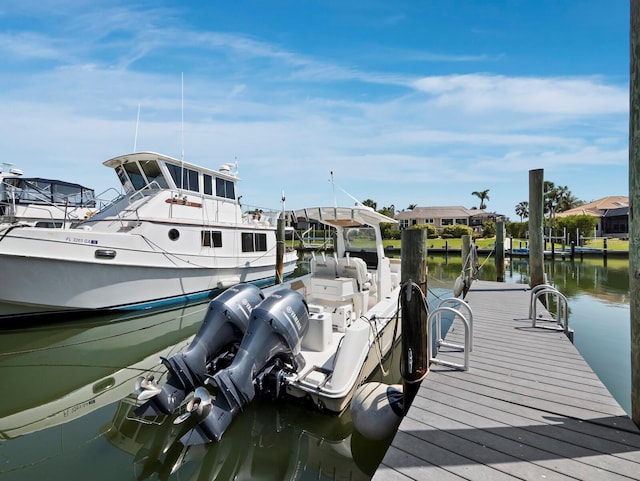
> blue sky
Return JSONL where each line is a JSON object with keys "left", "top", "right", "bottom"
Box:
{"left": 0, "top": 1, "right": 629, "bottom": 219}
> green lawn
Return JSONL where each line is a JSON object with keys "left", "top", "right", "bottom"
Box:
{"left": 383, "top": 237, "right": 630, "bottom": 251}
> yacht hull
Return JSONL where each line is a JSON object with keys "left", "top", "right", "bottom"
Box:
{"left": 0, "top": 249, "right": 297, "bottom": 316}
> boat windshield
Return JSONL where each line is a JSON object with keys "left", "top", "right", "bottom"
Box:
{"left": 342, "top": 226, "right": 379, "bottom": 268}
{"left": 115, "top": 160, "right": 169, "bottom": 194}
{"left": 343, "top": 226, "right": 377, "bottom": 250}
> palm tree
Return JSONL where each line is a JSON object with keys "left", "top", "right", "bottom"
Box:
{"left": 515, "top": 201, "right": 529, "bottom": 222}
{"left": 362, "top": 199, "right": 377, "bottom": 210}
{"left": 407, "top": 204, "right": 417, "bottom": 210}
{"left": 471, "top": 189, "right": 490, "bottom": 210}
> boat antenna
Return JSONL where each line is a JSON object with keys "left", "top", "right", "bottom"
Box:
{"left": 181, "top": 72, "right": 185, "bottom": 162}
{"left": 180, "top": 73, "right": 184, "bottom": 189}
{"left": 329, "top": 171, "right": 362, "bottom": 206}
{"left": 281, "top": 190, "right": 286, "bottom": 213}
{"left": 330, "top": 171, "right": 336, "bottom": 207}
{"left": 133, "top": 103, "right": 141, "bottom": 152}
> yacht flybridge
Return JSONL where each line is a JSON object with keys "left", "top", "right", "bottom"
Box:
{"left": 0, "top": 152, "right": 298, "bottom": 318}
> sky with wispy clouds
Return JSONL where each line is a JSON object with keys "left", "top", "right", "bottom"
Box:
{"left": 0, "top": 0, "right": 629, "bottom": 218}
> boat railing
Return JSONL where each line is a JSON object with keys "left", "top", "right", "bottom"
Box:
{"left": 242, "top": 205, "right": 283, "bottom": 227}
{"left": 94, "top": 188, "right": 124, "bottom": 211}
{"left": 0, "top": 192, "right": 96, "bottom": 227}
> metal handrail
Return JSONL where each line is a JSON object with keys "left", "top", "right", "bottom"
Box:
{"left": 530, "top": 287, "right": 572, "bottom": 341}
{"left": 428, "top": 306, "right": 471, "bottom": 371}
{"left": 528, "top": 283, "right": 556, "bottom": 319}
{"left": 437, "top": 297, "right": 473, "bottom": 351}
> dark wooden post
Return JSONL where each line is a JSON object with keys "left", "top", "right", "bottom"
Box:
{"left": 630, "top": 0, "right": 640, "bottom": 427}
{"left": 529, "top": 169, "right": 545, "bottom": 288}
{"left": 275, "top": 215, "right": 285, "bottom": 284}
{"left": 400, "top": 228, "right": 429, "bottom": 411}
{"left": 496, "top": 220, "right": 505, "bottom": 282}
{"left": 461, "top": 234, "right": 471, "bottom": 293}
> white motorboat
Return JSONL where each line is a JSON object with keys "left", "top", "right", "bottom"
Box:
{"left": 0, "top": 163, "right": 97, "bottom": 228}
{"left": 0, "top": 152, "right": 298, "bottom": 317}
{"left": 134, "top": 205, "right": 423, "bottom": 445}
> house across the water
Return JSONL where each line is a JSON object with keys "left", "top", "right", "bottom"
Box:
{"left": 394, "top": 206, "right": 504, "bottom": 234}
{"left": 555, "top": 196, "right": 629, "bottom": 238}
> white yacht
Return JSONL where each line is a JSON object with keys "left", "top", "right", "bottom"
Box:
{"left": 0, "top": 152, "right": 298, "bottom": 317}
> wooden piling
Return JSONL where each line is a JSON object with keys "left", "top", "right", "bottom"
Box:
{"left": 400, "top": 228, "right": 429, "bottom": 411}
{"left": 496, "top": 220, "right": 505, "bottom": 282}
{"left": 630, "top": 0, "right": 640, "bottom": 428}
{"left": 529, "top": 169, "right": 545, "bottom": 288}
{"left": 461, "top": 234, "right": 471, "bottom": 279}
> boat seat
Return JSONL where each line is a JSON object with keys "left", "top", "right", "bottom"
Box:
{"left": 310, "top": 252, "right": 338, "bottom": 279}
{"left": 336, "top": 256, "right": 371, "bottom": 292}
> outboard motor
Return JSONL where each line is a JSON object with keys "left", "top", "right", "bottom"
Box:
{"left": 135, "top": 284, "right": 265, "bottom": 416}
{"left": 177, "top": 289, "right": 309, "bottom": 445}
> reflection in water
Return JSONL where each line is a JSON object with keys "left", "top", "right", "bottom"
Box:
{"left": 102, "top": 394, "right": 387, "bottom": 481}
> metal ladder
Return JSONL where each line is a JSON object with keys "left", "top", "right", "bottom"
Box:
{"left": 428, "top": 298, "right": 473, "bottom": 371}
{"left": 529, "top": 283, "right": 573, "bottom": 341}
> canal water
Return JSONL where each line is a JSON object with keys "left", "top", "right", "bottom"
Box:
{"left": 0, "top": 254, "right": 630, "bottom": 480}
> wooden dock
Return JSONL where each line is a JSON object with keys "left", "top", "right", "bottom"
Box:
{"left": 373, "top": 280, "right": 640, "bottom": 481}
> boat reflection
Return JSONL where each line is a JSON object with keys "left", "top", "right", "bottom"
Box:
{"left": 103, "top": 393, "right": 383, "bottom": 481}
{"left": 0, "top": 302, "right": 208, "bottom": 439}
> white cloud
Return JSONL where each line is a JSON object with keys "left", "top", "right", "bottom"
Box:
{"left": 413, "top": 74, "right": 627, "bottom": 116}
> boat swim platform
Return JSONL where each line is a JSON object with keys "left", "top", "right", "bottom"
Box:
{"left": 373, "top": 280, "right": 640, "bottom": 481}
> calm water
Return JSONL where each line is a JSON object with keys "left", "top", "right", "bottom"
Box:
{"left": 0, "top": 254, "right": 631, "bottom": 480}
{"left": 428, "top": 252, "right": 632, "bottom": 415}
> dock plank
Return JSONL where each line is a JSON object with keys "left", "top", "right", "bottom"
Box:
{"left": 373, "top": 280, "right": 640, "bottom": 481}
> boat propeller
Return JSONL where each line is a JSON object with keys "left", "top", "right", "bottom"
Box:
{"left": 135, "top": 375, "right": 162, "bottom": 401}
{"left": 173, "top": 386, "right": 213, "bottom": 426}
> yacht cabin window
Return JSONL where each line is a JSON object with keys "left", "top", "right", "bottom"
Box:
{"left": 203, "top": 174, "right": 213, "bottom": 195}
{"left": 241, "top": 232, "right": 267, "bottom": 252}
{"left": 201, "top": 230, "right": 223, "bottom": 248}
{"left": 216, "top": 177, "right": 235, "bottom": 200}
{"left": 166, "top": 164, "right": 199, "bottom": 192}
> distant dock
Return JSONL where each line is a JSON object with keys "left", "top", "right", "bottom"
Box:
{"left": 373, "top": 280, "right": 640, "bottom": 480}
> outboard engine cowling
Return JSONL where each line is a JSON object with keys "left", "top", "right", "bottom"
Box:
{"left": 135, "top": 284, "right": 265, "bottom": 416}
{"left": 178, "top": 289, "right": 309, "bottom": 445}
